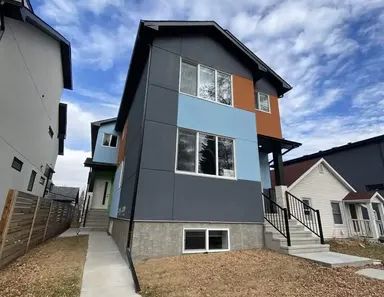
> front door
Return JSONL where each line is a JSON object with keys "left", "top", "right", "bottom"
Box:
{"left": 91, "top": 179, "right": 111, "bottom": 209}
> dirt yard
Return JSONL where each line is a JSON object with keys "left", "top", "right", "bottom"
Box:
{"left": 330, "top": 239, "right": 384, "bottom": 262}
{"left": 136, "top": 249, "right": 384, "bottom": 297}
{"left": 0, "top": 235, "right": 88, "bottom": 297}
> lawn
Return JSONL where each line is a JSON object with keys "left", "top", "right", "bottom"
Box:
{"left": 0, "top": 235, "right": 88, "bottom": 297}
{"left": 136, "top": 249, "right": 384, "bottom": 297}
{"left": 330, "top": 238, "right": 384, "bottom": 262}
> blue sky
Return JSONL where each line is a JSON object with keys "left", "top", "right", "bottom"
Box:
{"left": 29, "top": 0, "right": 384, "bottom": 187}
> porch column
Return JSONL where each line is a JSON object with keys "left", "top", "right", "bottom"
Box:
{"left": 367, "top": 203, "right": 379, "bottom": 239}
{"left": 273, "top": 148, "right": 287, "bottom": 208}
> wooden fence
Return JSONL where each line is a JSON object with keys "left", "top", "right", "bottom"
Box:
{"left": 0, "top": 190, "right": 74, "bottom": 268}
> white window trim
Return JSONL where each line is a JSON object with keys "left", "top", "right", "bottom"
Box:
{"left": 102, "top": 133, "right": 118, "bottom": 148}
{"left": 179, "top": 57, "right": 234, "bottom": 107}
{"left": 256, "top": 92, "right": 271, "bottom": 113}
{"left": 182, "top": 228, "right": 231, "bottom": 254}
{"left": 174, "top": 128, "right": 237, "bottom": 180}
{"left": 118, "top": 160, "right": 124, "bottom": 188}
{"left": 331, "top": 201, "right": 344, "bottom": 225}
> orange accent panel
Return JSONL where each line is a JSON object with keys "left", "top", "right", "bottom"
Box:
{"left": 233, "top": 75, "right": 255, "bottom": 112}
{"left": 255, "top": 95, "right": 282, "bottom": 139}
{"left": 117, "top": 120, "right": 128, "bottom": 165}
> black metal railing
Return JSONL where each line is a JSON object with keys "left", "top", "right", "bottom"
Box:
{"left": 285, "top": 191, "right": 324, "bottom": 244}
{"left": 263, "top": 193, "right": 291, "bottom": 246}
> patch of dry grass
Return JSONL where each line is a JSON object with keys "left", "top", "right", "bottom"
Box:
{"left": 136, "top": 249, "right": 384, "bottom": 297}
{"left": 0, "top": 235, "right": 88, "bottom": 297}
{"left": 330, "top": 239, "right": 384, "bottom": 262}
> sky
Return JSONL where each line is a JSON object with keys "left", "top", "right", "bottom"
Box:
{"left": 30, "top": 0, "right": 384, "bottom": 189}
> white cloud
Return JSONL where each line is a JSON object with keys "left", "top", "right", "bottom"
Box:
{"left": 53, "top": 148, "right": 90, "bottom": 190}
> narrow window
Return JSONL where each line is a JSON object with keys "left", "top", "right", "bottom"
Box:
{"left": 256, "top": 92, "right": 270, "bottom": 112}
{"left": 48, "top": 126, "right": 54, "bottom": 138}
{"left": 39, "top": 176, "right": 46, "bottom": 185}
{"left": 180, "top": 61, "right": 197, "bottom": 96}
{"left": 217, "top": 71, "right": 232, "bottom": 105}
{"left": 199, "top": 65, "right": 215, "bottom": 100}
{"left": 102, "top": 182, "right": 108, "bottom": 205}
{"left": 176, "top": 129, "right": 196, "bottom": 172}
{"left": 110, "top": 135, "right": 118, "bottom": 147}
{"left": 218, "top": 137, "right": 235, "bottom": 177}
{"left": 11, "top": 157, "right": 23, "bottom": 172}
{"left": 208, "top": 230, "right": 229, "bottom": 250}
{"left": 302, "top": 199, "right": 311, "bottom": 216}
{"left": 198, "top": 133, "right": 216, "bottom": 175}
{"left": 184, "top": 230, "right": 206, "bottom": 251}
{"left": 331, "top": 202, "right": 343, "bottom": 224}
{"left": 27, "top": 170, "right": 37, "bottom": 192}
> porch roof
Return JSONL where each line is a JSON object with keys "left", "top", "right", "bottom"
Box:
{"left": 343, "top": 192, "right": 376, "bottom": 202}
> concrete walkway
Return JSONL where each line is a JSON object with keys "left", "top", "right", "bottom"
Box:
{"left": 356, "top": 268, "right": 384, "bottom": 280}
{"left": 61, "top": 229, "right": 141, "bottom": 297}
{"left": 292, "top": 251, "right": 381, "bottom": 267}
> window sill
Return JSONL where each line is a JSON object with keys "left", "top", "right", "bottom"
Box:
{"left": 175, "top": 170, "right": 237, "bottom": 181}
{"left": 179, "top": 91, "right": 234, "bottom": 108}
{"left": 255, "top": 108, "right": 271, "bottom": 114}
{"left": 182, "top": 249, "right": 230, "bottom": 254}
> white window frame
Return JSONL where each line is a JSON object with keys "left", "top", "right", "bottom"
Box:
{"left": 102, "top": 133, "right": 118, "bottom": 148}
{"left": 256, "top": 92, "right": 271, "bottom": 113}
{"left": 179, "top": 58, "right": 234, "bottom": 107}
{"left": 118, "top": 160, "right": 124, "bottom": 188}
{"left": 331, "top": 201, "right": 344, "bottom": 225}
{"left": 182, "top": 228, "right": 230, "bottom": 254}
{"left": 175, "top": 128, "right": 237, "bottom": 180}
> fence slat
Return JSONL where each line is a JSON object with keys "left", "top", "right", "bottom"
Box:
{"left": 0, "top": 190, "right": 18, "bottom": 260}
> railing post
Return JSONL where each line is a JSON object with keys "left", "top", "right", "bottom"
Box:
{"left": 285, "top": 192, "right": 291, "bottom": 219}
{"left": 283, "top": 208, "right": 291, "bottom": 246}
{"left": 316, "top": 210, "right": 325, "bottom": 244}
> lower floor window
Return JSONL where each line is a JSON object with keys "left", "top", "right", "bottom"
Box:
{"left": 331, "top": 202, "right": 343, "bottom": 224}
{"left": 176, "top": 128, "right": 235, "bottom": 178}
{"left": 183, "top": 229, "right": 230, "bottom": 253}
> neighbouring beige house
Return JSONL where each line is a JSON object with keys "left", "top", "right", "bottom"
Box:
{"left": 0, "top": 0, "right": 72, "bottom": 214}
{"left": 272, "top": 158, "right": 384, "bottom": 240}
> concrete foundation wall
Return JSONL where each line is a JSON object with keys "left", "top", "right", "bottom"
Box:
{"left": 110, "top": 218, "right": 130, "bottom": 257}
{"left": 131, "top": 221, "right": 264, "bottom": 261}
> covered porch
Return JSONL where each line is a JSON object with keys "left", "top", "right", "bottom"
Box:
{"left": 343, "top": 192, "right": 384, "bottom": 240}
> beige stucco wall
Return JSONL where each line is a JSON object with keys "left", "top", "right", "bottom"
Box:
{"left": 0, "top": 17, "right": 64, "bottom": 213}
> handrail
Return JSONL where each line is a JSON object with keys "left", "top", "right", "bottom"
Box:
{"left": 285, "top": 191, "right": 324, "bottom": 244}
{"left": 262, "top": 193, "right": 291, "bottom": 246}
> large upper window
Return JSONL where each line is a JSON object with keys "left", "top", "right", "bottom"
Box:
{"left": 103, "top": 133, "right": 118, "bottom": 147}
{"left": 180, "top": 59, "right": 232, "bottom": 106}
{"left": 176, "top": 129, "right": 235, "bottom": 178}
{"left": 183, "top": 229, "right": 229, "bottom": 253}
{"left": 256, "top": 92, "right": 270, "bottom": 113}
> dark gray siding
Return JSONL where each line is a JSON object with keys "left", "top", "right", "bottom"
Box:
{"left": 118, "top": 59, "right": 149, "bottom": 219}
{"left": 130, "top": 33, "right": 264, "bottom": 223}
{"left": 324, "top": 142, "right": 384, "bottom": 192}
{"left": 255, "top": 78, "right": 278, "bottom": 97}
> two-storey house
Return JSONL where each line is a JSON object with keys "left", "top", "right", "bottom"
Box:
{"left": 0, "top": 0, "right": 71, "bottom": 214}
{"left": 83, "top": 118, "right": 118, "bottom": 230}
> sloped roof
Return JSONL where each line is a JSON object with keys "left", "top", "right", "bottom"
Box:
{"left": 47, "top": 186, "right": 79, "bottom": 203}
{"left": 343, "top": 192, "right": 384, "bottom": 202}
{"left": 271, "top": 158, "right": 320, "bottom": 187}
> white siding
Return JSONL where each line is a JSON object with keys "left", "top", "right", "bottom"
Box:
{"left": 0, "top": 17, "right": 64, "bottom": 213}
{"left": 289, "top": 163, "right": 350, "bottom": 239}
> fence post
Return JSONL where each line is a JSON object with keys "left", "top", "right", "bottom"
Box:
{"left": 0, "top": 190, "right": 18, "bottom": 260}
{"left": 26, "top": 196, "right": 41, "bottom": 251}
{"left": 43, "top": 201, "right": 53, "bottom": 241}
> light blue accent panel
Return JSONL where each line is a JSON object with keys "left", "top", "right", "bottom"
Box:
{"left": 177, "top": 94, "right": 257, "bottom": 141}
{"left": 178, "top": 94, "right": 260, "bottom": 181}
{"left": 93, "top": 122, "right": 118, "bottom": 164}
{"left": 236, "top": 139, "right": 260, "bottom": 181}
{"left": 259, "top": 152, "right": 271, "bottom": 189}
{"left": 110, "top": 163, "right": 122, "bottom": 218}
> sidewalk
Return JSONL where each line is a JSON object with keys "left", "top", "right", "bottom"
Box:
{"left": 62, "top": 229, "right": 141, "bottom": 297}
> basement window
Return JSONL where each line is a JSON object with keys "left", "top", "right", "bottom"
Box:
{"left": 183, "top": 229, "right": 230, "bottom": 253}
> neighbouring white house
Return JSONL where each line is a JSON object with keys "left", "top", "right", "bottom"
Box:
{"left": 0, "top": 1, "right": 72, "bottom": 214}
{"left": 272, "top": 158, "right": 384, "bottom": 240}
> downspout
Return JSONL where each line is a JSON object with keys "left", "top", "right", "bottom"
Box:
{"left": 126, "top": 44, "right": 152, "bottom": 251}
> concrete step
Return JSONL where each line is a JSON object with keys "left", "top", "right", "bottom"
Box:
{"left": 280, "top": 244, "right": 330, "bottom": 254}
{"left": 272, "top": 236, "right": 321, "bottom": 246}
{"left": 265, "top": 224, "right": 305, "bottom": 233}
